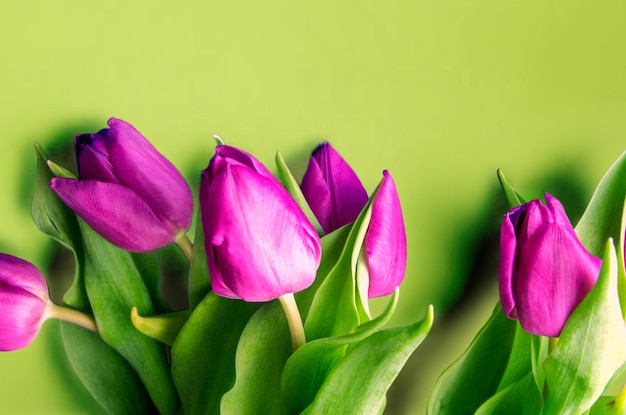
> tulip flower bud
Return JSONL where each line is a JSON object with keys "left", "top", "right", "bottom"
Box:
{"left": 0, "top": 254, "right": 50, "bottom": 351}
{"left": 499, "top": 193, "right": 601, "bottom": 337}
{"left": 50, "top": 118, "right": 193, "bottom": 252}
{"left": 300, "top": 142, "right": 369, "bottom": 234}
{"left": 363, "top": 171, "right": 408, "bottom": 298}
{"left": 201, "top": 145, "right": 322, "bottom": 302}
{"left": 301, "top": 143, "right": 407, "bottom": 298}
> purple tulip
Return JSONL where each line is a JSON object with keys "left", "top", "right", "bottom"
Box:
{"left": 0, "top": 254, "right": 50, "bottom": 351}
{"left": 499, "top": 193, "right": 601, "bottom": 337}
{"left": 201, "top": 145, "right": 322, "bottom": 302}
{"left": 364, "top": 171, "right": 408, "bottom": 298}
{"left": 51, "top": 118, "right": 193, "bottom": 252}
{"left": 300, "top": 142, "right": 369, "bottom": 234}
{"left": 301, "top": 143, "right": 407, "bottom": 298}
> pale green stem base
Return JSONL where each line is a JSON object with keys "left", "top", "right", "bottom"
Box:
{"left": 175, "top": 233, "right": 194, "bottom": 262}
{"left": 46, "top": 303, "right": 98, "bottom": 333}
{"left": 278, "top": 293, "right": 306, "bottom": 352}
{"left": 543, "top": 336, "right": 560, "bottom": 399}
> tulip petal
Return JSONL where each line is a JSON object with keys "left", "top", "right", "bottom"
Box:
{"left": 301, "top": 143, "right": 368, "bottom": 233}
{"left": 0, "top": 254, "right": 48, "bottom": 300}
{"left": 498, "top": 212, "right": 518, "bottom": 319}
{"left": 365, "top": 171, "right": 407, "bottom": 298}
{"left": 0, "top": 254, "right": 48, "bottom": 351}
{"left": 103, "top": 118, "right": 193, "bottom": 232}
{"left": 51, "top": 178, "right": 175, "bottom": 252}
{"left": 0, "top": 286, "right": 47, "bottom": 351}
{"left": 514, "top": 223, "right": 601, "bottom": 337}
{"left": 202, "top": 165, "right": 320, "bottom": 302}
{"left": 211, "top": 145, "right": 275, "bottom": 178}
{"left": 75, "top": 134, "right": 118, "bottom": 183}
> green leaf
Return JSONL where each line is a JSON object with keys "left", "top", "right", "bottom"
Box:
{"left": 79, "top": 220, "right": 179, "bottom": 415}
{"left": 31, "top": 143, "right": 81, "bottom": 253}
{"left": 496, "top": 325, "right": 535, "bottom": 392}
{"left": 130, "top": 307, "right": 189, "bottom": 346}
{"left": 281, "top": 289, "right": 399, "bottom": 414}
{"left": 131, "top": 251, "right": 171, "bottom": 314}
{"left": 296, "top": 223, "right": 351, "bottom": 320}
{"left": 171, "top": 293, "right": 260, "bottom": 415}
{"left": 60, "top": 323, "right": 156, "bottom": 414}
{"left": 475, "top": 372, "right": 543, "bottom": 415}
{"left": 575, "top": 150, "right": 626, "bottom": 258}
{"left": 302, "top": 305, "right": 434, "bottom": 415}
{"left": 275, "top": 151, "right": 324, "bottom": 236}
{"left": 428, "top": 303, "right": 517, "bottom": 415}
{"left": 304, "top": 200, "right": 373, "bottom": 340}
{"left": 220, "top": 301, "right": 292, "bottom": 415}
{"left": 33, "top": 145, "right": 155, "bottom": 412}
{"left": 544, "top": 239, "right": 626, "bottom": 415}
{"left": 188, "top": 207, "right": 210, "bottom": 310}
{"left": 589, "top": 388, "right": 626, "bottom": 415}
{"left": 497, "top": 169, "right": 526, "bottom": 208}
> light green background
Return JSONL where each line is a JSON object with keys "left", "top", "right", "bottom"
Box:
{"left": 1, "top": 1, "right": 626, "bottom": 413}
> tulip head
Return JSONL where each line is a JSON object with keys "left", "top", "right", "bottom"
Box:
{"left": 201, "top": 145, "right": 322, "bottom": 302}
{"left": 300, "top": 142, "right": 369, "bottom": 234}
{"left": 50, "top": 118, "right": 193, "bottom": 252}
{"left": 0, "top": 254, "right": 50, "bottom": 351}
{"left": 362, "top": 171, "right": 408, "bottom": 298}
{"left": 498, "top": 193, "right": 601, "bottom": 337}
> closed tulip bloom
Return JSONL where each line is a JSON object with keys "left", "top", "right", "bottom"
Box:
{"left": 363, "top": 171, "right": 407, "bottom": 298}
{"left": 51, "top": 118, "right": 193, "bottom": 252}
{"left": 0, "top": 254, "right": 50, "bottom": 351}
{"left": 201, "top": 145, "right": 322, "bottom": 302}
{"left": 300, "top": 142, "right": 368, "bottom": 234}
{"left": 499, "top": 194, "right": 601, "bottom": 337}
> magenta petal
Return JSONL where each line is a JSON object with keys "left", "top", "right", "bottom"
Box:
{"left": 0, "top": 254, "right": 49, "bottom": 351}
{"left": 202, "top": 165, "right": 321, "bottom": 302}
{"left": 103, "top": 118, "right": 193, "bottom": 232}
{"left": 300, "top": 158, "right": 333, "bottom": 232}
{"left": 497, "top": 193, "right": 601, "bottom": 336}
{"left": 498, "top": 213, "right": 518, "bottom": 319}
{"left": 0, "top": 287, "right": 47, "bottom": 351}
{"left": 365, "top": 171, "right": 407, "bottom": 298}
{"left": 51, "top": 178, "right": 175, "bottom": 252}
{"left": 514, "top": 224, "right": 600, "bottom": 336}
{"left": 0, "top": 254, "right": 48, "bottom": 299}
{"left": 301, "top": 142, "right": 368, "bottom": 233}
{"left": 75, "top": 135, "right": 118, "bottom": 183}
{"left": 211, "top": 145, "right": 275, "bottom": 179}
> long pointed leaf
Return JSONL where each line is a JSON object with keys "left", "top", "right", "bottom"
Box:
{"left": 303, "top": 305, "right": 434, "bottom": 414}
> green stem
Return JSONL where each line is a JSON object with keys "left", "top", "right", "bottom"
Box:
{"left": 278, "top": 293, "right": 306, "bottom": 352}
{"left": 548, "top": 336, "right": 559, "bottom": 354}
{"left": 46, "top": 303, "right": 98, "bottom": 333}
{"left": 175, "top": 233, "right": 194, "bottom": 262}
{"left": 543, "top": 336, "right": 559, "bottom": 400}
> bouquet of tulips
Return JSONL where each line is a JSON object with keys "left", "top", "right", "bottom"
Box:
{"left": 5, "top": 117, "right": 626, "bottom": 414}
{"left": 1, "top": 118, "right": 432, "bottom": 414}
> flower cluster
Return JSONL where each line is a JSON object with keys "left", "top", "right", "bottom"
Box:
{"left": 6, "top": 116, "right": 624, "bottom": 414}
{"left": 1, "top": 117, "right": 424, "bottom": 415}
